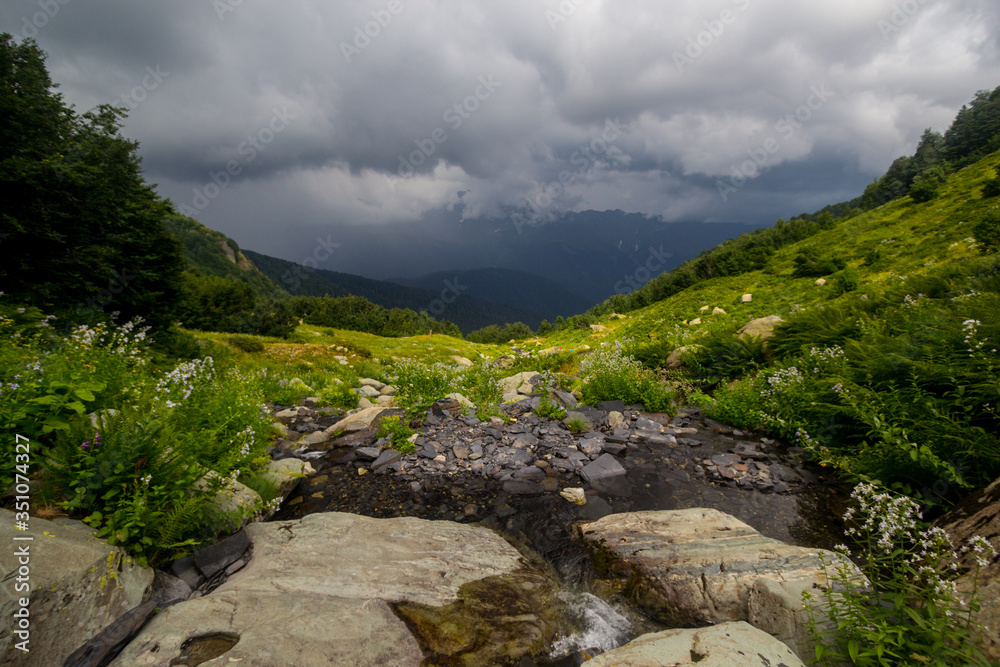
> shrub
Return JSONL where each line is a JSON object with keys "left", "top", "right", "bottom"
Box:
{"left": 973, "top": 210, "right": 1000, "bottom": 253}
{"left": 980, "top": 173, "right": 1000, "bottom": 198}
{"left": 458, "top": 359, "right": 504, "bottom": 413}
{"left": 376, "top": 415, "right": 415, "bottom": 454}
{"left": 565, "top": 415, "right": 589, "bottom": 433}
{"left": 226, "top": 335, "right": 266, "bottom": 354}
{"left": 908, "top": 165, "right": 948, "bottom": 203}
{"left": 685, "top": 331, "right": 768, "bottom": 385}
{"left": 792, "top": 247, "right": 847, "bottom": 278}
{"left": 579, "top": 342, "right": 676, "bottom": 412}
{"left": 833, "top": 267, "right": 861, "bottom": 295}
{"left": 318, "top": 380, "right": 359, "bottom": 410}
{"left": 804, "top": 483, "right": 995, "bottom": 666}
{"left": 535, "top": 396, "right": 567, "bottom": 420}
{"left": 390, "top": 359, "right": 461, "bottom": 417}
{"left": 44, "top": 411, "right": 212, "bottom": 567}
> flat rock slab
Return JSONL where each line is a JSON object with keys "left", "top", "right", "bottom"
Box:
{"left": 0, "top": 511, "right": 153, "bottom": 667}
{"left": 581, "top": 621, "right": 804, "bottom": 667}
{"left": 579, "top": 508, "right": 853, "bottom": 659}
{"left": 112, "top": 513, "right": 544, "bottom": 666}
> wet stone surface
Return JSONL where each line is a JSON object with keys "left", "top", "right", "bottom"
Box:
{"left": 272, "top": 401, "right": 847, "bottom": 571}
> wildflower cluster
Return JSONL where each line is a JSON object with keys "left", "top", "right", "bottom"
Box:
{"left": 962, "top": 319, "right": 991, "bottom": 357}
{"left": 155, "top": 357, "right": 216, "bottom": 408}
{"left": 804, "top": 482, "right": 995, "bottom": 666}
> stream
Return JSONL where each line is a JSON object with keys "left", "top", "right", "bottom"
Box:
{"left": 270, "top": 403, "right": 848, "bottom": 664}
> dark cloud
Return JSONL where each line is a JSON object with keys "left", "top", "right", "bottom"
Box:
{"left": 3, "top": 0, "right": 999, "bottom": 270}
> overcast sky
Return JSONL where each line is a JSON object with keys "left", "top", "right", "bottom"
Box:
{"left": 3, "top": 0, "right": 999, "bottom": 261}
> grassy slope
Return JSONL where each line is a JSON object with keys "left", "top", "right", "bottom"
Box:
{"left": 535, "top": 151, "right": 999, "bottom": 352}
{"left": 188, "top": 151, "right": 998, "bottom": 371}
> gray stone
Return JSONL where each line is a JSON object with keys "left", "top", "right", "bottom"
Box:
{"left": 359, "top": 378, "right": 386, "bottom": 390}
{"left": 372, "top": 449, "right": 403, "bottom": 470}
{"left": 502, "top": 479, "right": 545, "bottom": 495}
{"left": 356, "top": 385, "right": 381, "bottom": 399}
{"left": 325, "top": 407, "right": 396, "bottom": 434}
{"left": 113, "top": 513, "right": 550, "bottom": 667}
{"left": 0, "top": 511, "right": 153, "bottom": 667}
{"left": 737, "top": 315, "right": 784, "bottom": 341}
{"left": 581, "top": 622, "right": 805, "bottom": 667}
{"left": 580, "top": 453, "right": 627, "bottom": 485}
{"left": 633, "top": 417, "right": 662, "bottom": 432}
{"left": 356, "top": 446, "right": 382, "bottom": 461}
{"left": 512, "top": 433, "right": 539, "bottom": 449}
{"left": 596, "top": 400, "right": 626, "bottom": 413}
{"left": 606, "top": 411, "right": 626, "bottom": 430}
{"left": 579, "top": 508, "right": 860, "bottom": 659}
{"left": 512, "top": 466, "right": 546, "bottom": 482}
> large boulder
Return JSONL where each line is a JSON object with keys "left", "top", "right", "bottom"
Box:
{"left": 578, "top": 508, "right": 854, "bottom": 659}
{"left": 112, "top": 513, "right": 563, "bottom": 666}
{"left": 737, "top": 315, "right": 784, "bottom": 341}
{"left": 501, "top": 372, "right": 542, "bottom": 403}
{"left": 581, "top": 621, "right": 805, "bottom": 667}
{"left": 324, "top": 406, "right": 399, "bottom": 434}
{"left": 935, "top": 475, "right": 1000, "bottom": 661}
{"left": 0, "top": 511, "right": 154, "bottom": 667}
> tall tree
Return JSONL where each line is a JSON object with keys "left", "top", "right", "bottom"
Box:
{"left": 0, "top": 34, "right": 184, "bottom": 331}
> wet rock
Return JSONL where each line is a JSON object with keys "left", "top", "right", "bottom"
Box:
{"left": 372, "top": 450, "right": 403, "bottom": 471}
{"left": 502, "top": 479, "right": 545, "bottom": 495}
{"left": 579, "top": 508, "right": 859, "bottom": 659}
{"left": 559, "top": 488, "right": 587, "bottom": 505}
{"left": 113, "top": 513, "right": 560, "bottom": 667}
{"left": 580, "top": 454, "right": 628, "bottom": 485}
{"left": 356, "top": 446, "right": 382, "bottom": 461}
{"left": 581, "top": 622, "right": 804, "bottom": 667}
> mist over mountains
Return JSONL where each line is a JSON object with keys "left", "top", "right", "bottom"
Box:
{"left": 273, "top": 209, "right": 756, "bottom": 304}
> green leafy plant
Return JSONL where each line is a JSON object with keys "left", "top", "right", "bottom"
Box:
{"left": 45, "top": 411, "right": 212, "bottom": 567}
{"left": 376, "top": 415, "right": 416, "bottom": 454}
{"left": 534, "top": 396, "right": 567, "bottom": 420}
{"left": 565, "top": 415, "right": 589, "bottom": 433}
{"left": 226, "top": 335, "right": 266, "bottom": 354}
{"left": 390, "top": 359, "right": 461, "bottom": 417}
{"left": 804, "top": 483, "right": 995, "bottom": 666}
{"left": 579, "top": 342, "right": 676, "bottom": 412}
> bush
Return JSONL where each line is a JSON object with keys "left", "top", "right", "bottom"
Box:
{"left": 44, "top": 411, "right": 213, "bottom": 567}
{"left": 390, "top": 359, "right": 461, "bottom": 417}
{"left": 832, "top": 268, "right": 861, "bottom": 295}
{"left": 792, "top": 247, "right": 847, "bottom": 278}
{"left": 376, "top": 415, "right": 415, "bottom": 454}
{"left": 908, "top": 165, "right": 948, "bottom": 203}
{"left": 804, "top": 483, "right": 995, "bottom": 666}
{"left": 318, "top": 380, "right": 359, "bottom": 410}
{"left": 973, "top": 210, "right": 1000, "bottom": 253}
{"left": 227, "top": 335, "right": 266, "bottom": 354}
{"left": 535, "top": 396, "right": 567, "bottom": 420}
{"left": 579, "top": 342, "right": 676, "bottom": 412}
{"left": 980, "top": 173, "right": 1000, "bottom": 198}
{"left": 458, "top": 360, "right": 504, "bottom": 414}
{"left": 685, "top": 331, "right": 769, "bottom": 385}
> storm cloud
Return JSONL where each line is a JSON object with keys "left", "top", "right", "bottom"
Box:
{"left": 3, "top": 0, "right": 999, "bottom": 266}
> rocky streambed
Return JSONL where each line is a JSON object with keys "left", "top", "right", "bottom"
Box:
{"left": 3, "top": 389, "right": 853, "bottom": 667}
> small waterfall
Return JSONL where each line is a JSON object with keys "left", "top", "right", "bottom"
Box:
{"left": 548, "top": 591, "right": 634, "bottom": 659}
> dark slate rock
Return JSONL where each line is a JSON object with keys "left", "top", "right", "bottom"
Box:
{"left": 62, "top": 599, "right": 162, "bottom": 667}
{"left": 372, "top": 449, "right": 403, "bottom": 471}
{"left": 169, "top": 555, "right": 202, "bottom": 591}
{"left": 453, "top": 445, "right": 470, "bottom": 460}
{"left": 579, "top": 439, "right": 604, "bottom": 457}
{"left": 502, "top": 479, "right": 545, "bottom": 495}
{"left": 513, "top": 466, "right": 547, "bottom": 482}
{"left": 596, "top": 399, "right": 626, "bottom": 413}
{"left": 643, "top": 434, "right": 677, "bottom": 447}
{"left": 633, "top": 417, "right": 662, "bottom": 432}
{"left": 512, "top": 433, "right": 539, "bottom": 449}
{"left": 193, "top": 529, "right": 250, "bottom": 580}
{"left": 578, "top": 494, "right": 614, "bottom": 520}
{"left": 580, "top": 453, "right": 627, "bottom": 484}
{"left": 551, "top": 389, "right": 579, "bottom": 408}
{"left": 355, "top": 446, "right": 381, "bottom": 461}
{"left": 601, "top": 442, "right": 628, "bottom": 456}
